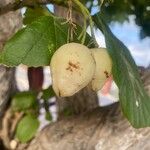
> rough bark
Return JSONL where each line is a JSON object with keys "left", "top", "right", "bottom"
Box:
{"left": 0, "top": 0, "right": 68, "bottom": 16}
{"left": 23, "top": 68, "right": 150, "bottom": 150}
{"left": 0, "top": 0, "right": 22, "bottom": 119}
{"left": 25, "top": 104, "right": 149, "bottom": 150}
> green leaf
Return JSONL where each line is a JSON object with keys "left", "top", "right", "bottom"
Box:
{"left": 1, "top": 16, "right": 95, "bottom": 67}
{"left": 42, "top": 86, "right": 55, "bottom": 101}
{"left": 1, "top": 16, "right": 64, "bottom": 67}
{"left": 23, "top": 6, "right": 51, "bottom": 25}
{"left": 93, "top": 13, "right": 150, "bottom": 128}
{"left": 16, "top": 114, "right": 39, "bottom": 143}
{"left": 11, "top": 91, "right": 36, "bottom": 112}
{"left": 45, "top": 112, "right": 52, "bottom": 121}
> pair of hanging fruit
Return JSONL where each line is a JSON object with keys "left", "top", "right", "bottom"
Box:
{"left": 50, "top": 43, "right": 112, "bottom": 97}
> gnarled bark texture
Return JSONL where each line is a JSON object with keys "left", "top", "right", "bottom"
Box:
{"left": 0, "top": 0, "right": 22, "bottom": 118}
{"left": 23, "top": 67, "right": 150, "bottom": 150}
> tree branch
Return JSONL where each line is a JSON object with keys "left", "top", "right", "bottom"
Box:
{"left": 0, "top": 0, "right": 67, "bottom": 16}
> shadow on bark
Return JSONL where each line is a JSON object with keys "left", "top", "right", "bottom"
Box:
{"left": 22, "top": 67, "right": 150, "bottom": 150}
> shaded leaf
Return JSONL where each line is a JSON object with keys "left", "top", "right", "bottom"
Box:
{"left": 11, "top": 91, "right": 36, "bottom": 112}
{"left": 42, "top": 86, "right": 55, "bottom": 101}
{"left": 16, "top": 115, "right": 39, "bottom": 143}
{"left": 45, "top": 112, "right": 52, "bottom": 121}
{"left": 23, "top": 6, "right": 51, "bottom": 25}
{"left": 93, "top": 13, "right": 150, "bottom": 128}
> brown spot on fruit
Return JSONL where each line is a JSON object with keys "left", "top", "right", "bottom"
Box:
{"left": 92, "top": 77, "right": 96, "bottom": 80}
{"left": 58, "top": 90, "right": 61, "bottom": 97}
{"left": 104, "top": 71, "right": 109, "bottom": 78}
{"left": 69, "top": 61, "right": 80, "bottom": 69}
{"left": 66, "top": 66, "right": 73, "bottom": 72}
{"left": 66, "top": 61, "right": 80, "bottom": 72}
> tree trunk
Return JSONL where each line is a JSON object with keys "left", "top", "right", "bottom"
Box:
{"left": 0, "top": 0, "right": 22, "bottom": 119}
{"left": 23, "top": 68, "right": 150, "bottom": 150}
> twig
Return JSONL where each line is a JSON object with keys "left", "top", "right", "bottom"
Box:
{"left": 10, "top": 112, "right": 24, "bottom": 137}
{"left": 0, "top": 108, "right": 24, "bottom": 149}
{"left": 66, "top": 0, "right": 77, "bottom": 42}
{"left": 0, "top": 0, "right": 67, "bottom": 16}
{"left": 0, "top": 108, "right": 11, "bottom": 149}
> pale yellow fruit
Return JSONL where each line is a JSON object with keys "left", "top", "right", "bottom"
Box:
{"left": 90, "top": 48, "right": 112, "bottom": 91}
{"left": 50, "top": 43, "right": 95, "bottom": 97}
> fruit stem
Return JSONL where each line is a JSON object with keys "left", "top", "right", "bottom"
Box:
{"left": 73, "top": 0, "right": 98, "bottom": 47}
{"left": 78, "top": 19, "right": 87, "bottom": 44}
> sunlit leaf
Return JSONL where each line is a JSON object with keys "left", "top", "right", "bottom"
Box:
{"left": 0, "top": 16, "right": 95, "bottom": 67}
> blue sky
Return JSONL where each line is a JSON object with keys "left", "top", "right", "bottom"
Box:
{"left": 110, "top": 16, "right": 150, "bottom": 67}
{"left": 93, "top": 15, "right": 150, "bottom": 67}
